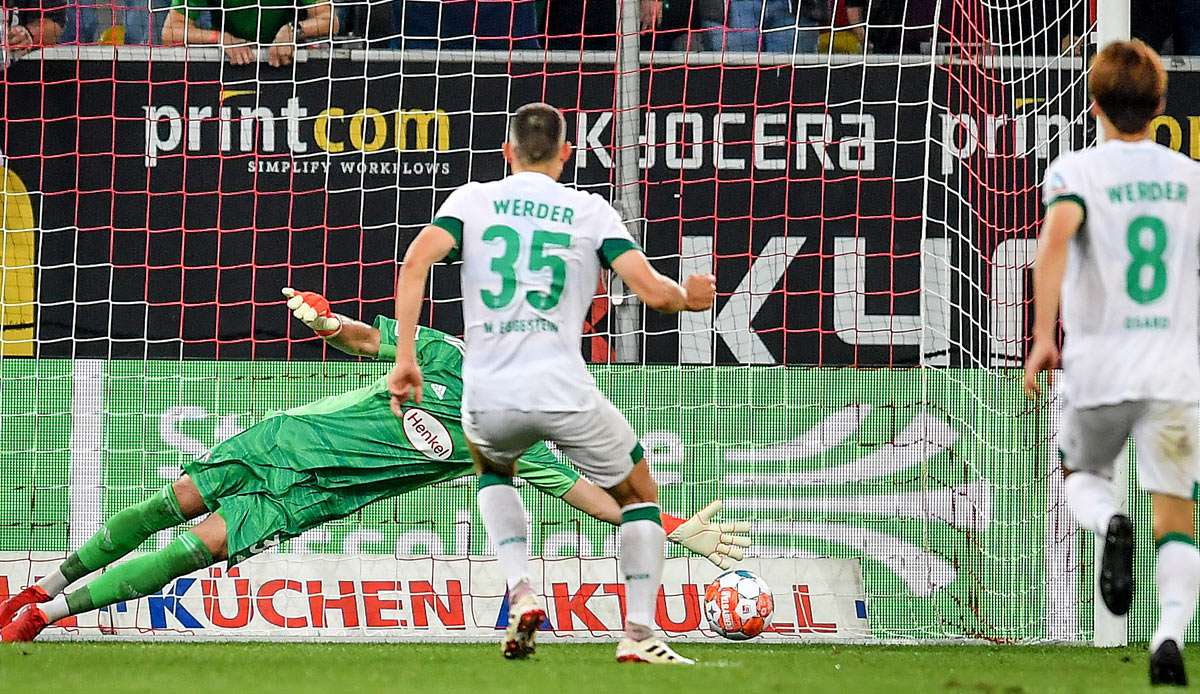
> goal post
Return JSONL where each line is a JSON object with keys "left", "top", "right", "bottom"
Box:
{"left": 0, "top": 0, "right": 1177, "bottom": 643}
{"left": 1091, "top": 0, "right": 1131, "bottom": 650}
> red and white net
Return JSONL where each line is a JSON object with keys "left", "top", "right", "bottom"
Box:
{"left": 0, "top": 0, "right": 1117, "bottom": 642}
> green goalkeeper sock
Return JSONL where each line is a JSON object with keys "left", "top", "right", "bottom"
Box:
{"left": 57, "top": 485, "right": 187, "bottom": 584}
{"left": 62, "top": 531, "right": 214, "bottom": 616}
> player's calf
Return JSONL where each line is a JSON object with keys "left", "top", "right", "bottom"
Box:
{"left": 5, "top": 517, "right": 225, "bottom": 642}
{"left": 1, "top": 481, "right": 198, "bottom": 631}
{"left": 1149, "top": 496, "right": 1200, "bottom": 686}
{"left": 1061, "top": 465, "right": 1133, "bottom": 615}
{"left": 478, "top": 477, "right": 540, "bottom": 659}
{"left": 606, "top": 466, "right": 696, "bottom": 663}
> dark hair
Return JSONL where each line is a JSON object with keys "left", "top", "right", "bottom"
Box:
{"left": 1090, "top": 40, "right": 1167, "bottom": 135}
{"left": 509, "top": 103, "right": 565, "bottom": 164}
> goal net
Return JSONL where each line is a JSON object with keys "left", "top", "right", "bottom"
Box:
{"left": 0, "top": 0, "right": 1161, "bottom": 643}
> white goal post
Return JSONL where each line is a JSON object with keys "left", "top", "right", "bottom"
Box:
{"left": 1092, "top": 0, "right": 1131, "bottom": 649}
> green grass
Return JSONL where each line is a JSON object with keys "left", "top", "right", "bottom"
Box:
{"left": 0, "top": 642, "right": 1178, "bottom": 693}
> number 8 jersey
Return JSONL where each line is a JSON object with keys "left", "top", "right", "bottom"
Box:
{"left": 1044, "top": 139, "right": 1200, "bottom": 408}
{"left": 432, "top": 171, "right": 640, "bottom": 412}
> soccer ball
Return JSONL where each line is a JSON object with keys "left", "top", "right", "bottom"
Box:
{"left": 703, "top": 569, "right": 774, "bottom": 640}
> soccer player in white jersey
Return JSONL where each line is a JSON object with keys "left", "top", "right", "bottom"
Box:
{"left": 1025, "top": 41, "right": 1200, "bottom": 687}
{"left": 388, "top": 103, "right": 717, "bottom": 664}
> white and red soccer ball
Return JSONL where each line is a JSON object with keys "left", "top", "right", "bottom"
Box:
{"left": 703, "top": 569, "right": 774, "bottom": 640}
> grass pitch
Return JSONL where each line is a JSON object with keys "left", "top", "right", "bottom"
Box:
{"left": 0, "top": 642, "right": 1177, "bottom": 693}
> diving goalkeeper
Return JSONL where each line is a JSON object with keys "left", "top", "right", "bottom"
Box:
{"left": 0, "top": 289, "right": 750, "bottom": 642}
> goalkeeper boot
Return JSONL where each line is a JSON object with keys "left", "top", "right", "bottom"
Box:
{"left": 0, "top": 585, "right": 48, "bottom": 628}
{"left": 1100, "top": 514, "right": 1135, "bottom": 616}
{"left": 503, "top": 593, "right": 545, "bottom": 660}
{"left": 1, "top": 605, "right": 50, "bottom": 643}
{"left": 615, "top": 637, "right": 695, "bottom": 665}
{"left": 1150, "top": 639, "right": 1188, "bottom": 687}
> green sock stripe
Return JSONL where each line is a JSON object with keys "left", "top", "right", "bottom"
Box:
{"left": 1156, "top": 532, "right": 1197, "bottom": 551}
{"left": 621, "top": 504, "right": 662, "bottom": 526}
{"left": 177, "top": 531, "right": 215, "bottom": 566}
{"left": 160, "top": 484, "right": 187, "bottom": 524}
{"left": 59, "top": 553, "right": 90, "bottom": 583}
{"left": 478, "top": 472, "right": 515, "bottom": 490}
{"left": 629, "top": 442, "right": 645, "bottom": 463}
{"left": 66, "top": 587, "right": 96, "bottom": 615}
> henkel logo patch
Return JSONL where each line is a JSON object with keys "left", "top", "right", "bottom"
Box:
{"left": 403, "top": 409, "right": 454, "bottom": 460}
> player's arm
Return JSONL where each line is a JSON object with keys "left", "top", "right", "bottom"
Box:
{"left": 1024, "top": 198, "right": 1085, "bottom": 399}
{"left": 560, "top": 481, "right": 751, "bottom": 569}
{"left": 162, "top": 0, "right": 257, "bottom": 65}
{"left": 389, "top": 224, "right": 457, "bottom": 411}
{"left": 518, "top": 447, "right": 751, "bottom": 569}
{"left": 162, "top": 0, "right": 227, "bottom": 45}
{"left": 610, "top": 251, "right": 715, "bottom": 315}
{"left": 282, "top": 287, "right": 383, "bottom": 357}
{"left": 7, "top": 2, "right": 64, "bottom": 52}
{"left": 594, "top": 198, "right": 714, "bottom": 314}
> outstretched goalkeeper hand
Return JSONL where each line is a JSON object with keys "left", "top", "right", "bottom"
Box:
{"left": 282, "top": 287, "right": 341, "bottom": 337}
{"left": 663, "top": 500, "right": 752, "bottom": 570}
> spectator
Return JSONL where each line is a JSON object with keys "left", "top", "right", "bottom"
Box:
{"left": 693, "top": 0, "right": 822, "bottom": 53}
{"left": 6, "top": 0, "right": 65, "bottom": 54}
{"left": 124, "top": 0, "right": 182, "bottom": 44}
{"left": 59, "top": 0, "right": 98, "bottom": 43}
{"left": 161, "top": 0, "right": 338, "bottom": 66}
{"left": 863, "top": 0, "right": 934, "bottom": 54}
{"left": 543, "top": 0, "right": 669, "bottom": 51}
{"left": 63, "top": 0, "right": 206, "bottom": 46}
{"left": 818, "top": 0, "right": 866, "bottom": 53}
{"left": 391, "top": 0, "right": 539, "bottom": 50}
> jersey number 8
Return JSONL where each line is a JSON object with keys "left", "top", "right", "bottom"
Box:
{"left": 481, "top": 225, "right": 573, "bottom": 311}
{"left": 1126, "top": 215, "right": 1168, "bottom": 305}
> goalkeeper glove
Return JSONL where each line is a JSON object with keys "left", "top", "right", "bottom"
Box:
{"left": 664, "top": 500, "right": 752, "bottom": 570}
{"left": 282, "top": 287, "right": 341, "bottom": 337}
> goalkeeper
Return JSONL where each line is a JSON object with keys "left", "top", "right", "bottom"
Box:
{"left": 1, "top": 289, "right": 751, "bottom": 642}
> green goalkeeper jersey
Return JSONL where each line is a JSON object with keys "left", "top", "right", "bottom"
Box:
{"left": 183, "top": 316, "right": 578, "bottom": 565}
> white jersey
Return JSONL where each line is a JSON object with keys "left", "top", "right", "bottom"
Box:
{"left": 1043, "top": 139, "right": 1200, "bottom": 408}
{"left": 433, "top": 171, "right": 640, "bottom": 412}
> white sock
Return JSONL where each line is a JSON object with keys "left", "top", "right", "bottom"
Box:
{"left": 41, "top": 595, "right": 69, "bottom": 622}
{"left": 1065, "top": 472, "right": 1117, "bottom": 536}
{"left": 620, "top": 503, "right": 665, "bottom": 641}
{"left": 35, "top": 569, "right": 69, "bottom": 597}
{"left": 1151, "top": 537, "right": 1200, "bottom": 652}
{"left": 477, "top": 483, "right": 531, "bottom": 591}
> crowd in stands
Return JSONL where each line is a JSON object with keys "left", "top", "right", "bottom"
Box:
{"left": 1, "top": 0, "right": 1196, "bottom": 60}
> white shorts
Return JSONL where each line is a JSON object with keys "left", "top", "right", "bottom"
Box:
{"left": 1060, "top": 399, "right": 1200, "bottom": 499}
{"left": 463, "top": 389, "right": 642, "bottom": 489}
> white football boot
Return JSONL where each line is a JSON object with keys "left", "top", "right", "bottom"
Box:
{"left": 502, "top": 593, "right": 545, "bottom": 660}
{"left": 615, "top": 637, "right": 696, "bottom": 664}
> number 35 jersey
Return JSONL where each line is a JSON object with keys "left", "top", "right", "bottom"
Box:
{"left": 432, "top": 171, "right": 640, "bottom": 412}
{"left": 1044, "top": 139, "right": 1200, "bottom": 408}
